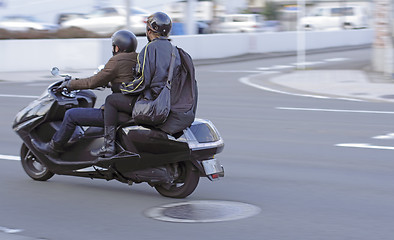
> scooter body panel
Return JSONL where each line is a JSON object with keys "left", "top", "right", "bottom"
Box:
{"left": 13, "top": 77, "right": 225, "bottom": 198}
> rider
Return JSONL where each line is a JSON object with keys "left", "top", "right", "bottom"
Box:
{"left": 32, "top": 30, "right": 138, "bottom": 157}
{"left": 90, "top": 12, "right": 182, "bottom": 158}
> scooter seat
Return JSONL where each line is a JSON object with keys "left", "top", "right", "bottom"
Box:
{"left": 83, "top": 126, "right": 104, "bottom": 137}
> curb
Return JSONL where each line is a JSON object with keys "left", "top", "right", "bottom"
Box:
{"left": 193, "top": 44, "right": 372, "bottom": 66}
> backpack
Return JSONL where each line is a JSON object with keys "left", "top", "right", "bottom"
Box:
{"left": 159, "top": 47, "right": 198, "bottom": 135}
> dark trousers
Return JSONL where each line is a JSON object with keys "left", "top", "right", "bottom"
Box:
{"left": 52, "top": 108, "right": 104, "bottom": 146}
{"left": 104, "top": 93, "right": 137, "bottom": 126}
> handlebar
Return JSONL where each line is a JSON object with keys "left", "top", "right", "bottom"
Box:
{"left": 50, "top": 67, "right": 107, "bottom": 98}
{"left": 59, "top": 74, "right": 72, "bottom": 80}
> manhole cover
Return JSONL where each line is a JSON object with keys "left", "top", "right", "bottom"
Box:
{"left": 144, "top": 200, "right": 261, "bottom": 223}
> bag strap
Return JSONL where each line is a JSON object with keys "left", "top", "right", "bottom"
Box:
{"left": 166, "top": 45, "right": 177, "bottom": 89}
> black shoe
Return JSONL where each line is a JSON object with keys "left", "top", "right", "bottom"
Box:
{"left": 91, "top": 126, "right": 116, "bottom": 158}
{"left": 31, "top": 139, "right": 62, "bottom": 158}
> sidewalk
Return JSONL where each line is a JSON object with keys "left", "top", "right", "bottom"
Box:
{"left": 263, "top": 69, "right": 394, "bottom": 102}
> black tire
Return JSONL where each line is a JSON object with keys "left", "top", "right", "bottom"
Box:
{"left": 154, "top": 162, "right": 200, "bottom": 198}
{"left": 20, "top": 144, "right": 54, "bottom": 181}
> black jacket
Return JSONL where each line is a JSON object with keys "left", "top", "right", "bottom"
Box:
{"left": 136, "top": 37, "right": 181, "bottom": 99}
{"left": 132, "top": 37, "right": 197, "bottom": 135}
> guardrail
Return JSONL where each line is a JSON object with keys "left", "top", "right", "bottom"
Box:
{"left": 0, "top": 29, "right": 373, "bottom": 72}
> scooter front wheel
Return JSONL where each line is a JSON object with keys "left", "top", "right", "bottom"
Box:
{"left": 154, "top": 161, "right": 199, "bottom": 198}
{"left": 20, "top": 143, "right": 54, "bottom": 181}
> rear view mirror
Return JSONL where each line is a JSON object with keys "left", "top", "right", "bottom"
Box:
{"left": 51, "top": 67, "right": 60, "bottom": 76}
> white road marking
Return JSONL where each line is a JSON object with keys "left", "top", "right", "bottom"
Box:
{"left": 324, "top": 58, "right": 349, "bottom": 62}
{"left": 373, "top": 133, "right": 394, "bottom": 139}
{"left": 257, "top": 65, "right": 295, "bottom": 71}
{"left": 277, "top": 107, "right": 394, "bottom": 114}
{"left": 223, "top": 58, "right": 364, "bottom": 102}
{"left": 258, "top": 71, "right": 280, "bottom": 75}
{"left": 240, "top": 77, "right": 330, "bottom": 99}
{"left": 336, "top": 143, "right": 394, "bottom": 150}
{"left": 0, "top": 226, "right": 23, "bottom": 234}
{"left": 211, "top": 69, "right": 280, "bottom": 75}
{"left": 257, "top": 67, "right": 271, "bottom": 71}
{"left": 239, "top": 77, "right": 363, "bottom": 102}
{"left": 0, "top": 154, "right": 20, "bottom": 161}
{"left": 292, "top": 61, "right": 324, "bottom": 66}
{"left": 333, "top": 97, "right": 364, "bottom": 102}
{"left": 0, "top": 94, "right": 38, "bottom": 99}
{"left": 210, "top": 70, "right": 263, "bottom": 73}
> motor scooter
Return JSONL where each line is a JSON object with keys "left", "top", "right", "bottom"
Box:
{"left": 12, "top": 68, "right": 224, "bottom": 198}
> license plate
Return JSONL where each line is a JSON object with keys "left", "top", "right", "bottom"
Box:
{"left": 202, "top": 159, "right": 222, "bottom": 175}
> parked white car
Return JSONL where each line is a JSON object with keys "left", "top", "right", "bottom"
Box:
{"left": 300, "top": 5, "right": 369, "bottom": 30}
{"left": 60, "top": 6, "right": 149, "bottom": 36}
{"left": 212, "top": 14, "right": 265, "bottom": 33}
{"left": 0, "top": 16, "right": 58, "bottom": 32}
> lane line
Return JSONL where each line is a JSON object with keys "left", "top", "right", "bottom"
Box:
{"left": 0, "top": 154, "right": 20, "bottom": 161}
{"left": 0, "top": 94, "right": 39, "bottom": 99}
{"left": 240, "top": 77, "right": 330, "bottom": 99}
{"left": 210, "top": 70, "right": 263, "bottom": 73}
{"left": 336, "top": 143, "right": 394, "bottom": 150}
{"left": 324, "top": 58, "right": 349, "bottom": 62}
{"left": 277, "top": 107, "right": 394, "bottom": 114}
{"left": 0, "top": 226, "right": 23, "bottom": 234}
{"left": 257, "top": 65, "right": 295, "bottom": 71}
{"left": 334, "top": 97, "right": 364, "bottom": 102}
{"left": 292, "top": 61, "right": 324, "bottom": 66}
{"left": 239, "top": 77, "right": 363, "bottom": 102}
{"left": 373, "top": 133, "right": 394, "bottom": 139}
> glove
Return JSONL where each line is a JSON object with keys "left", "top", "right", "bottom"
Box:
{"left": 56, "top": 80, "right": 70, "bottom": 92}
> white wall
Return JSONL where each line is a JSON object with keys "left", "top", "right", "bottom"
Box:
{"left": 0, "top": 29, "right": 373, "bottom": 72}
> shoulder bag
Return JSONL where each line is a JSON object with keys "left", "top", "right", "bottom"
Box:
{"left": 131, "top": 46, "right": 177, "bottom": 126}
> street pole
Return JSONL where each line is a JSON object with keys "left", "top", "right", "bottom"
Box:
{"left": 372, "top": 0, "right": 393, "bottom": 78}
{"left": 185, "top": 0, "right": 197, "bottom": 35}
{"left": 297, "top": 0, "right": 306, "bottom": 70}
{"left": 125, "top": 0, "right": 131, "bottom": 31}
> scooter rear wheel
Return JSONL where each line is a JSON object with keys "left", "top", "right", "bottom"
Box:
{"left": 154, "top": 161, "right": 199, "bottom": 198}
{"left": 20, "top": 143, "right": 54, "bottom": 181}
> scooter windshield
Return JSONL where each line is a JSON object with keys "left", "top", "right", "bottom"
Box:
{"left": 13, "top": 91, "right": 54, "bottom": 129}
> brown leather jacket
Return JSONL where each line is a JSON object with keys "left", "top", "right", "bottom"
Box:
{"left": 68, "top": 52, "right": 138, "bottom": 93}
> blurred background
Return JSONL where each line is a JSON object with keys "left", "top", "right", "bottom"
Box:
{"left": 0, "top": 0, "right": 390, "bottom": 37}
{"left": 0, "top": 0, "right": 392, "bottom": 76}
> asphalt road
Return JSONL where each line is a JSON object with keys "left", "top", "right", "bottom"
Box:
{"left": 1, "top": 47, "right": 394, "bottom": 240}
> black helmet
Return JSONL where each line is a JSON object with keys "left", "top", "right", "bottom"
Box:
{"left": 146, "top": 12, "right": 172, "bottom": 37}
{"left": 111, "top": 30, "right": 138, "bottom": 53}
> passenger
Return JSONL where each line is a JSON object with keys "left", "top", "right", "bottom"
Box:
{"left": 92, "top": 12, "right": 198, "bottom": 158}
{"left": 91, "top": 12, "right": 181, "bottom": 158}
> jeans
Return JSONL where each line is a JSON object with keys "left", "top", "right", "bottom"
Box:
{"left": 104, "top": 93, "right": 137, "bottom": 126}
{"left": 52, "top": 108, "right": 104, "bottom": 146}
